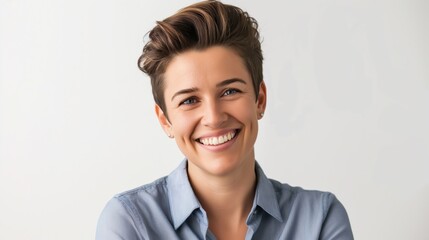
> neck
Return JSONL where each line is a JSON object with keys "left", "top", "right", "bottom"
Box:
{"left": 187, "top": 159, "right": 257, "bottom": 226}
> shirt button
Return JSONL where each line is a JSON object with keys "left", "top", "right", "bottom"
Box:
{"left": 253, "top": 210, "right": 258, "bottom": 215}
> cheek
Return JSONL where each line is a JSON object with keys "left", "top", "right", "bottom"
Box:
{"left": 230, "top": 100, "right": 258, "bottom": 122}
{"left": 171, "top": 112, "right": 197, "bottom": 138}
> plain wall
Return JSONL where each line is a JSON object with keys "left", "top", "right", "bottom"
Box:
{"left": 1, "top": 0, "right": 428, "bottom": 239}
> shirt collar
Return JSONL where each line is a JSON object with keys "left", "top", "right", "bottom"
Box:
{"left": 252, "top": 162, "right": 283, "bottom": 222}
{"left": 167, "top": 160, "right": 201, "bottom": 229}
{"left": 167, "top": 160, "right": 283, "bottom": 229}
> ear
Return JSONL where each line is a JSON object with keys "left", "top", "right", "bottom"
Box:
{"left": 155, "top": 104, "right": 173, "bottom": 138}
{"left": 256, "top": 81, "right": 267, "bottom": 120}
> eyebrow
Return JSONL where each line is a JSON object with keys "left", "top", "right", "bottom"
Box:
{"left": 216, "top": 78, "right": 247, "bottom": 88}
{"left": 170, "top": 78, "right": 247, "bottom": 101}
{"left": 171, "top": 87, "right": 199, "bottom": 101}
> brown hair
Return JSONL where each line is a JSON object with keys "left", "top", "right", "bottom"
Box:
{"left": 137, "top": 0, "right": 263, "bottom": 114}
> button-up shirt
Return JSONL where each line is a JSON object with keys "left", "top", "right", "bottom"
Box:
{"left": 96, "top": 160, "right": 353, "bottom": 239}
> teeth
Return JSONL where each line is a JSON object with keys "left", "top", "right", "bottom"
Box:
{"left": 199, "top": 131, "right": 236, "bottom": 146}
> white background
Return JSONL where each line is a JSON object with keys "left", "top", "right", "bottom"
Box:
{"left": 1, "top": 0, "right": 428, "bottom": 239}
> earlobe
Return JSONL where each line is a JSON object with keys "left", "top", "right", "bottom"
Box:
{"left": 155, "top": 104, "right": 174, "bottom": 138}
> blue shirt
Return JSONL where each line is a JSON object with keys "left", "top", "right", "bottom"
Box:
{"left": 96, "top": 160, "right": 353, "bottom": 239}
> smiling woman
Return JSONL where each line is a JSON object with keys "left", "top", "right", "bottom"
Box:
{"left": 95, "top": 1, "right": 353, "bottom": 239}
{"left": 157, "top": 46, "right": 265, "bottom": 179}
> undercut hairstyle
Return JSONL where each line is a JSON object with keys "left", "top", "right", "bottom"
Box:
{"left": 138, "top": 0, "right": 263, "bottom": 115}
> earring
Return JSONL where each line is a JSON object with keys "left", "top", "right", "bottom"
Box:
{"left": 260, "top": 112, "right": 264, "bottom": 117}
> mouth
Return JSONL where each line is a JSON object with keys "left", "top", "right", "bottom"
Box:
{"left": 196, "top": 129, "right": 239, "bottom": 146}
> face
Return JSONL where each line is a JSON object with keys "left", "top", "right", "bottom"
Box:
{"left": 156, "top": 46, "right": 266, "bottom": 178}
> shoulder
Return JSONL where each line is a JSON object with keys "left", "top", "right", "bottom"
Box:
{"left": 268, "top": 179, "right": 344, "bottom": 221}
{"left": 110, "top": 176, "right": 171, "bottom": 220}
{"left": 100, "top": 176, "right": 170, "bottom": 213}
{"left": 269, "top": 178, "right": 336, "bottom": 206}
{"left": 269, "top": 179, "right": 354, "bottom": 239}
{"left": 96, "top": 177, "right": 172, "bottom": 240}
{"left": 115, "top": 176, "right": 169, "bottom": 202}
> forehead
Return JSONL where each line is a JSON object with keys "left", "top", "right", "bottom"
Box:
{"left": 163, "top": 46, "right": 251, "bottom": 92}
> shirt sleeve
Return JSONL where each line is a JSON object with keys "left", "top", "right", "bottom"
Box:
{"left": 319, "top": 194, "right": 354, "bottom": 240}
{"left": 95, "top": 197, "right": 142, "bottom": 240}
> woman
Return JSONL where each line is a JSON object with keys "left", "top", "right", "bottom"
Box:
{"left": 96, "top": 1, "right": 353, "bottom": 239}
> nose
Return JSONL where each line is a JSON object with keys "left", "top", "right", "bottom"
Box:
{"left": 201, "top": 99, "right": 227, "bottom": 128}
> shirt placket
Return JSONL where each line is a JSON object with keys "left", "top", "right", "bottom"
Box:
{"left": 245, "top": 208, "right": 262, "bottom": 240}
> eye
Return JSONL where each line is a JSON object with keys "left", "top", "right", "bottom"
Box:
{"left": 179, "top": 97, "right": 198, "bottom": 106}
{"left": 222, "top": 88, "right": 240, "bottom": 96}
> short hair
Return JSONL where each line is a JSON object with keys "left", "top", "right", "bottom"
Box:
{"left": 138, "top": 0, "right": 263, "bottom": 114}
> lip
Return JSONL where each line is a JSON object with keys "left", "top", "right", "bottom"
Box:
{"left": 195, "top": 129, "right": 240, "bottom": 151}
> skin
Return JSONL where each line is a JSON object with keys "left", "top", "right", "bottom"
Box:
{"left": 155, "top": 46, "right": 267, "bottom": 239}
